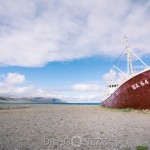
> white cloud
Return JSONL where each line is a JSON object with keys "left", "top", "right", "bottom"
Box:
{"left": 0, "top": 72, "right": 101, "bottom": 102}
{"left": 103, "top": 69, "right": 126, "bottom": 84}
{"left": 5, "top": 73, "right": 25, "bottom": 84}
{"left": 0, "top": 82, "right": 100, "bottom": 103}
{"left": 60, "top": 94, "right": 100, "bottom": 103}
{"left": 0, "top": 80, "right": 56, "bottom": 98}
{"left": 103, "top": 69, "right": 117, "bottom": 83}
{"left": 0, "top": 72, "right": 54, "bottom": 97}
{"left": 0, "top": 83, "right": 51, "bottom": 98}
{"left": 71, "top": 83, "right": 102, "bottom": 91}
{"left": 0, "top": 0, "right": 150, "bottom": 67}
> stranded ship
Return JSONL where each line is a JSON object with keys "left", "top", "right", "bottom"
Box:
{"left": 101, "top": 37, "right": 150, "bottom": 109}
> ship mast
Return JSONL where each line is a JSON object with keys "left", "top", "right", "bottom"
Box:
{"left": 124, "top": 36, "right": 134, "bottom": 76}
{"left": 124, "top": 36, "right": 148, "bottom": 76}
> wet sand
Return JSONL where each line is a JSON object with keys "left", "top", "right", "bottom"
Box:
{"left": 0, "top": 104, "right": 150, "bottom": 150}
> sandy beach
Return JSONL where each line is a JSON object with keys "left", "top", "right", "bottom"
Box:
{"left": 0, "top": 104, "right": 150, "bottom": 150}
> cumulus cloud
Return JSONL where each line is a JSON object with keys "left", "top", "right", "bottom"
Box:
{"left": 61, "top": 94, "right": 100, "bottom": 103}
{"left": 70, "top": 83, "right": 106, "bottom": 102}
{"left": 0, "top": 72, "right": 53, "bottom": 97}
{"left": 0, "top": 72, "right": 100, "bottom": 102}
{"left": 103, "top": 69, "right": 117, "bottom": 83}
{"left": 71, "top": 83, "right": 102, "bottom": 91}
{"left": 103, "top": 69, "right": 126, "bottom": 84}
{"left": 4, "top": 73, "right": 25, "bottom": 84}
{"left": 0, "top": 83, "right": 63, "bottom": 99}
{"left": 0, "top": 0, "right": 150, "bottom": 67}
{"left": 0, "top": 82, "right": 100, "bottom": 102}
{"left": 0, "top": 82, "right": 53, "bottom": 98}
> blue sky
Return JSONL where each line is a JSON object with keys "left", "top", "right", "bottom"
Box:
{"left": 0, "top": 56, "right": 115, "bottom": 87}
{"left": 0, "top": 0, "right": 150, "bottom": 102}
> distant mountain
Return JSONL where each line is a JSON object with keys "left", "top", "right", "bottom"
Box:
{"left": 0, "top": 96, "right": 66, "bottom": 104}
{"left": 23, "top": 97, "right": 66, "bottom": 104}
{"left": 0, "top": 97, "right": 9, "bottom": 101}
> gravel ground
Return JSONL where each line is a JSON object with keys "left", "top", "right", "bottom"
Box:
{"left": 0, "top": 104, "right": 150, "bottom": 150}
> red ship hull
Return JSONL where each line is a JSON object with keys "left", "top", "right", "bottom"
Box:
{"left": 101, "top": 69, "right": 150, "bottom": 109}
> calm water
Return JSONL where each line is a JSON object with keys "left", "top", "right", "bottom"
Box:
{"left": 0, "top": 102, "right": 100, "bottom": 105}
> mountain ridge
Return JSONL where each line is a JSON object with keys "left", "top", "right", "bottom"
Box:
{"left": 0, "top": 96, "right": 66, "bottom": 104}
